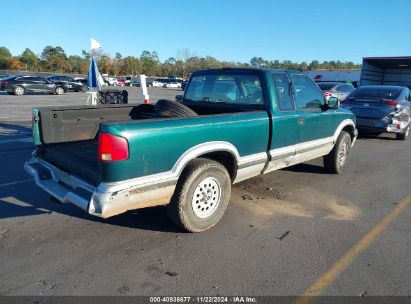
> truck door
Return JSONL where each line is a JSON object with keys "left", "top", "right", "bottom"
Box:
{"left": 264, "top": 72, "right": 299, "bottom": 173}
{"left": 290, "top": 74, "right": 336, "bottom": 164}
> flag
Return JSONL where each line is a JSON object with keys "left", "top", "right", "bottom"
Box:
{"left": 91, "top": 38, "right": 102, "bottom": 50}
{"left": 87, "top": 57, "right": 104, "bottom": 91}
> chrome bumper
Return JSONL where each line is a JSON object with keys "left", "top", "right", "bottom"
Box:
{"left": 352, "top": 128, "right": 358, "bottom": 146}
{"left": 25, "top": 156, "right": 176, "bottom": 218}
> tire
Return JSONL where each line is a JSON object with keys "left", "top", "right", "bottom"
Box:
{"left": 80, "top": 85, "right": 87, "bottom": 92}
{"left": 167, "top": 158, "right": 231, "bottom": 232}
{"left": 55, "top": 86, "right": 64, "bottom": 95}
{"left": 154, "top": 99, "right": 198, "bottom": 117}
{"left": 396, "top": 126, "right": 409, "bottom": 140}
{"left": 14, "top": 86, "right": 25, "bottom": 96}
{"left": 323, "top": 131, "right": 351, "bottom": 174}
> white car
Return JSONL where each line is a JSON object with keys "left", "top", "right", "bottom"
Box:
{"left": 165, "top": 82, "right": 182, "bottom": 88}
{"left": 105, "top": 77, "right": 118, "bottom": 86}
{"left": 152, "top": 81, "right": 164, "bottom": 87}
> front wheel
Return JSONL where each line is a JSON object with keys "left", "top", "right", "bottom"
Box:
{"left": 55, "top": 86, "right": 65, "bottom": 95}
{"left": 396, "top": 126, "right": 409, "bottom": 140}
{"left": 167, "top": 158, "right": 231, "bottom": 232}
{"left": 14, "top": 86, "right": 25, "bottom": 96}
{"left": 324, "top": 131, "right": 351, "bottom": 174}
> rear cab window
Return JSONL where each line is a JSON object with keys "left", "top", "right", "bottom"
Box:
{"left": 184, "top": 73, "right": 265, "bottom": 108}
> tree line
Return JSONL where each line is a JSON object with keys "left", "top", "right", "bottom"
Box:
{"left": 0, "top": 46, "right": 362, "bottom": 77}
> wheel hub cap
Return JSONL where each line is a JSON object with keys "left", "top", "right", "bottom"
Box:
{"left": 192, "top": 177, "right": 221, "bottom": 218}
{"left": 339, "top": 141, "right": 348, "bottom": 167}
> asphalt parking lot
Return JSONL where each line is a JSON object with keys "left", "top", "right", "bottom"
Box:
{"left": 0, "top": 89, "right": 410, "bottom": 298}
{"left": 0, "top": 86, "right": 180, "bottom": 122}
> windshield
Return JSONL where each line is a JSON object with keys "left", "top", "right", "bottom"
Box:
{"left": 349, "top": 87, "right": 402, "bottom": 99}
{"left": 317, "top": 83, "right": 338, "bottom": 91}
{"left": 185, "top": 74, "right": 264, "bottom": 106}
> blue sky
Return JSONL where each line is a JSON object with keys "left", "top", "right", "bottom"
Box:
{"left": 1, "top": 0, "right": 410, "bottom": 64}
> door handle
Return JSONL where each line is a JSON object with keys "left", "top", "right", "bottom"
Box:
{"left": 298, "top": 118, "right": 305, "bottom": 125}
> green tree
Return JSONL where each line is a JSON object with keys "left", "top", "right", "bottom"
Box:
{"left": 0, "top": 47, "right": 12, "bottom": 69}
{"left": 140, "top": 50, "right": 158, "bottom": 75}
{"left": 20, "top": 48, "right": 38, "bottom": 70}
{"left": 250, "top": 56, "right": 268, "bottom": 68}
{"left": 68, "top": 55, "right": 87, "bottom": 74}
{"left": 41, "top": 46, "right": 69, "bottom": 72}
{"left": 123, "top": 56, "right": 141, "bottom": 75}
{"left": 309, "top": 60, "right": 320, "bottom": 70}
{"left": 81, "top": 50, "right": 90, "bottom": 61}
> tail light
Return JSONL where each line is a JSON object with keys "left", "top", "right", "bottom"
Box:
{"left": 98, "top": 133, "right": 129, "bottom": 162}
{"left": 324, "top": 92, "right": 333, "bottom": 97}
{"left": 1, "top": 81, "right": 8, "bottom": 85}
{"left": 384, "top": 100, "right": 398, "bottom": 106}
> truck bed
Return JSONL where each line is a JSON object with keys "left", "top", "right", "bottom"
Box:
{"left": 40, "top": 140, "right": 100, "bottom": 186}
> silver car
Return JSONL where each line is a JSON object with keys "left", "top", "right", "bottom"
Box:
{"left": 317, "top": 82, "right": 355, "bottom": 101}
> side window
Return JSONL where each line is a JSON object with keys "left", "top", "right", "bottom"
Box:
{"left": 339, "top": 85, "right": 354, "bottom": 93}
{"left": 291, "top": 74, "right": 324, "bottom": 111}
{"left": 31, "top": 77, "right": 43, "bottom": 82}
{"left": 272, "top": 73, "right": 295, "bottom": 111}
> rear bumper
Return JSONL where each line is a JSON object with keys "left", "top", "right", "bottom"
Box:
{"left": 25, "top": 156, "right": 176, "bottom": 218}
{"left": 356, "top": 117, "right": 409, "bottom": 134}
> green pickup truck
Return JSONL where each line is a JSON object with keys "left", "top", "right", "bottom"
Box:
{"left": 25, "top": 68, "right": 357, "bottom": 232}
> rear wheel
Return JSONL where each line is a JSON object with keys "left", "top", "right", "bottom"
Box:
{"left": 167, "top": 158, "right": 231, "bottom": 232}
{"left": 14, "top": 86, "right": 25, "bottom": 96}
{"left": 55, "top": 86, "right": 64, "bottom": 95}
{"left": 324, "top": 131, "right": 351, "bottom": 174}
{"left": 396, "top": 126, "right": 409, "bottom": 140}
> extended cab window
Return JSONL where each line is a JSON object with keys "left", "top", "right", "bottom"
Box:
{"left": 272, "top": 73, "right": 295, "bottom": 111}
{"left": 291, "top": 74, "right": 324, "bottom": 111}
{"left": 185, "top": 74, "right": 264, "bottom": 106}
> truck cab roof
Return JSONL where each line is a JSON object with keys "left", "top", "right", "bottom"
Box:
{"left": 191, "top": 67, "right": 304, "bottom": 75}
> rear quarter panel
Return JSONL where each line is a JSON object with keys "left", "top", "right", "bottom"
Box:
{"left": 99, "top": 112, "right": 269, "bottom": 182}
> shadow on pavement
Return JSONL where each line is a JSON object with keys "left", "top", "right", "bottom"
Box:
{"left": 282, "top": 163, "right": 329, "bottom": 174}
{"left": 0, "top": 186, "right": 182, "bottom": 233}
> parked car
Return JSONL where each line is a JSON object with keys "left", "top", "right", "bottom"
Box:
{"left": 46, "top": 75, "right": 86, "bottom": 92}
{"left": 74, "top": 77, "right": 88, "bottom": 86}
{"left": 125, "top": 76, "right": 132, "bottom": 86}
{"left": 152, "top": 80, "right": 164, "bottom": 87}
{"left": 105, "top": 77, "right": 118, "bottom": 86}
{"left": 118, "top": 79, "right": 126, "bottom": 86}
{"left": 131, "top": 78, "right": 153, "bottom": 87}
{"left": 0, "top": 74, "right": 8, "bottom": 81}
{"left": 25, "top": 68, "right": 357, "bottom": 232}
{"left": 0, "top": 75, "right": 67, "bottom": 95}
{"left": 341, "top": 85, "right": 410, "bottom": 140}
{"left": 164, "top": 82, "right": 182, "bottom": 88}
{"left": 317, "top": 82, "right": 355, "bottom": 101}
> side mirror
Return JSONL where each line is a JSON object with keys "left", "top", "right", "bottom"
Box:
{"left": 175, "top": 95, "right": 183, "bottom": 103}
{"left": 327, "top": 96, "right": 340, "bottom": 109}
